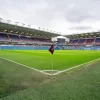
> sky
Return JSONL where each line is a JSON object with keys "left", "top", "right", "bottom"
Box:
{"left": 0, "top": 0, "right": 100, "bottom": 35}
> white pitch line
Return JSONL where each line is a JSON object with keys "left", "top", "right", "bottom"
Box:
{"left": 52, "top": 58, "right": 100, "bottom": 75}
{"left": 42, "top": 70, "right": 59, "bottom": 72}
{"left": 0, "top": 57, "right": 99, "bottom": 76}
{"left": 0, "top": 57, "right": 52, "bottom": 76}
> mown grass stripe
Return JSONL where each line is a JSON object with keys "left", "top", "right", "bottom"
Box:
{"left": 53, "top": 58, "right": 100, "bottom": 75}
{"left": 0, "top": 57, "right": 52, "bottom": 76}
{"left": 1, "top": 56, "right": 99, "bottom": 76}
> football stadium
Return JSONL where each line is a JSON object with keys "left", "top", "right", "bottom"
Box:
{"left": 0, "top": 19, "right": 100, "bottom": 100}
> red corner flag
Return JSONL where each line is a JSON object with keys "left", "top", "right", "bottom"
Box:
{"left": 49, "top": 45, "right": 54, "bottom": 55}
{"left": 74, "top": 45, "right": 77, "bottom": 48}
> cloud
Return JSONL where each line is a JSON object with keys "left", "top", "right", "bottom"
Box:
{"left": 0, "top": 0, "right": 100, "bottom": 34}
{"left": 69, "top": 26, "right": 93, "bottom": 30}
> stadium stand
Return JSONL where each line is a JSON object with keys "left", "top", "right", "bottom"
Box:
{"left": 68, "top": 39, "right": 79, "bottom": 45}
{"left": 85, "top": 38, "right": 95, "bottom": 45}
{"left": 78, "top": 39, "right": 86, "bottom": 45}
{"left": 1, "top": 21, "right": 100, "bottom": 50}
{"left": 9, "top": 34, "right": 20, "bottom": 42}
{"left": 0, "top": 32, "right": 53, "bottom": 45}
{"left": 0, "top": 33, "right": 9, "bottom": 41}
{"left": 95, "top": 38, "right": 100, "bottom": 45}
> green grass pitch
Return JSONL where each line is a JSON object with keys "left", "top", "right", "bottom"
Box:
{"left": 0, "top": 50, "right": 100, "bottom": 70}
{"left": 0, "top": 50, "right": 100, "bottom": 100}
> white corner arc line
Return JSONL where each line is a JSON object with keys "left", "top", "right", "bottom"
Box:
{"left": 52, "top": 58, "right": 100, "bottom": 75}
{"left": 0, "top": 57, "right": 52, "bottom": 76}
{"left": 42, "top": 70, "right": 59, "bottom": 72}
{"left": 0, "top": 57, "right": 100, "bottom": 76}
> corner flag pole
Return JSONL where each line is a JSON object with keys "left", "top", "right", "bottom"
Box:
{"left": 49, "top": 43, "right": 54, "bottom": 75}
{"left": 52, "top": 53, "right": 54, "bottom": 74}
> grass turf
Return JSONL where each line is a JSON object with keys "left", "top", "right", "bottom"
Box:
{"left": 0, "top": 57, "right": 50, "bottom": 98}
{"left": 0, "top": 50, "right": 100, "bottom": 70}
{"left": 0, "top": 56, "right": 100, "bottom": 100}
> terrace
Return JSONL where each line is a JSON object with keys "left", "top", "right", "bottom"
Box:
{"left": 95, "top": 38, "right": 100, "bottom": 45}
{"left": 68, "top": 39, "right": 79, "bottom": 45}
{"left": 0, "top": 32, "right": 52, "bottom": 45}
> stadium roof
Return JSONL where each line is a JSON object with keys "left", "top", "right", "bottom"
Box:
{"left": 0, "top": 21, "right": 100, "bottom": 40}
{"left": 0, "top": 22, "right": 60, "bottom": 39}
{"left": 65, "top": 32, "right": 100, "bottom": 39}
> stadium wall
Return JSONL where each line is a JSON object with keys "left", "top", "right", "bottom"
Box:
{"left": 0, "top": 45, "right": 60, "bottom": 50}
{"left": 1, "top": 45, "right": 100, "bottom": 50}
{"left": 63, "top": 46, "right": 100, "bottom": 50}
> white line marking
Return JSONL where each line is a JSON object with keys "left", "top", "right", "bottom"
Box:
{"left": 52, "top": 58, "right": 100, "bottom": 75}
{"left": 0, "top": 57, "right": 52, "bottom": 76}
{"left": 0, "top": 57, "right": 99, "bottom": 76}
{"left": 42, "top": 70, "right": 59, "bottom": 72}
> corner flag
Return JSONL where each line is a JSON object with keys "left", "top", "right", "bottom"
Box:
{"left": 74, "top": 45, "right": 77, "bottom": 48}
{"left": 49, "top": 45, "right": 54, "bottom": 55}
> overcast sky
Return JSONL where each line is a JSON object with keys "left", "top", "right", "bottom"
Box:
{"left": 0, "top": 0, "right": 100, "bottom": 35}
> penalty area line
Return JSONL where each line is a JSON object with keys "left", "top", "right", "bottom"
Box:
{"left": 0, "top": 57, "right": 52, "bottom": 76}
{"left": 53, "top": 58, "right": 100, "bottom": 75}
